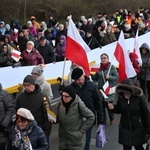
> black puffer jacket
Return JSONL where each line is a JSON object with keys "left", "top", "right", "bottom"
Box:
{"left": 0, "top": 83, "right": 14, "bottom": 143}
{"left": 114, "top": 79, "right": 150, "bottom": 146}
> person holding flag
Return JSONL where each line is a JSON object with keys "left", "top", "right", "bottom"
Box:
{"left": 91, "top": 53, "right": 118, "bottom": 125}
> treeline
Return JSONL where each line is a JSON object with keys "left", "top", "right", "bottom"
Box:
{"left": 1, "top": 0, "right": 150, "bottom": 24}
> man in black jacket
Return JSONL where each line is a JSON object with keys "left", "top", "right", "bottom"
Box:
{"left": 37, "top": 36, "right": 55, "bottom": 64}
{"left": 71, "top": 68, "right": 104, "bottom": 150}
{"left": 16, "top": 75, "right": 51, "bottom": 147}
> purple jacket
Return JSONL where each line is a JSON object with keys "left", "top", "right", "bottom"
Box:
{"left": 55, "top": 35, "right": 66, "bottom": 58}
{"left": 21, "top": 48, "right": 44, "bottom": 66}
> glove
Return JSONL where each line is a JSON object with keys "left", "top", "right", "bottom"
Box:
{"left": 0, "top": 124, "right": 6, "bottom": 133}
{"left": 57, "top": 77, "right": 62, "bottom": 82}
{"left": 99, "top": 45, "right": 102, "bottom": 49}
{"left": 59, "top": 85, "right": 65, "bottom": 94}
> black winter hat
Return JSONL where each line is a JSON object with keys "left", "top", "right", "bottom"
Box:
{"left": 23, "top": 75, "right": 35, "bottom": 85}
{"left": 71, "top": 68, "right": 84, "bottom": 80}
{"left": 62, "top": 85, "right": 76, "bottom": 99}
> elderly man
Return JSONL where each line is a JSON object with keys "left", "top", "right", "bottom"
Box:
{"left": 16, "top": 75, "right": 51, "bottom": 147}
{"left": 37, "top": 36, "right": 55, "bottom": 64}
{"left": 71, "top": 68, "right": 105, "bottom": 150}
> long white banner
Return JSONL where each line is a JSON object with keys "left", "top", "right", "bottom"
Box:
{"left": 0, "top": 32, "right": 150, "bottom": 90}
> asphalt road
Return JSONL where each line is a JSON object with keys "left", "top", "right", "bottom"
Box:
{"left": 50, "top": 84, "right": 122, "bottom": 150}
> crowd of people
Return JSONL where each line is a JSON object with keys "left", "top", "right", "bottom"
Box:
{"left": 0, "top": 7, "right": 150, "bottom": 150}
{"left": 0, "top": 7, "right": 150, "bottom": 67}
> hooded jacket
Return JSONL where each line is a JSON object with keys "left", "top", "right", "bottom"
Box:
{"left": 114, "top": 79, "right": 150, "bottom": 146}
{"left": 139, "top": 43, "right": 150, "bottom": 80}
{"left": 54, "top": 95, "right": 95, "bottom": 150}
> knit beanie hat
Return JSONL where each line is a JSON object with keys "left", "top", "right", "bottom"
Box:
{"left": 71, "top": 68, "right": 84, "bottom": 80}
{"left": 62, "top": 85, "right": 76, "bottom": 99}
{"left": 23, "top": 75, "right": 35, "bottom": 85}
{"left": 31, "top": 66, "right": 43, "bottom": 76}
{"left": 17, "top": 108, "right": 34, "bottom": 121}
{"left": 5, "top": 24, "right": 10, "bottom": 31}
{"left": 27, "top": 41, "right": 34, "bottom": 47}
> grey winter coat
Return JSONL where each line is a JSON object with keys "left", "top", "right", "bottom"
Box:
{"left": 54, "top": 95, "right": 95, "bottom": 150}
{"left": 114, "top": 81, "right": 150, "bottom": 146}
{"left": 139, "top": 43, "right": 150, "bottom": 81}
{"left": 0, "top": 83, "right": 14, "bottom": 143}
{"left": 92, "top": 64, "right": 118, "bottom": 101}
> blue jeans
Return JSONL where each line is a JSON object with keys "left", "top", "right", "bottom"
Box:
{"left": 84, "top": 126, "right": 93, "bottom": 150}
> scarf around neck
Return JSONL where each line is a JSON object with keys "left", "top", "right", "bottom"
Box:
{"left": 100, "top": 62, "right": 110, "bottom": 71}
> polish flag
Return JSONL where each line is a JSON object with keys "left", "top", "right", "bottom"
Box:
{"left": 11, "top": 49, "right": 21, "bottom": 62}
{"left": 114, "top": 31, "right": 136, "bottom": 82}
{"left": 100, "top": 89, "right": 108, "bottom": 99}
{"left": 65, "top": 17, "right": 91, "bottom": 76}
{"left": 91, "top": 63, "right": 100, "bottom": 72}
{"left": 103, "top": 81, "right": 110, "bottom": 95}
{"left": 133, "top": 30, "right": 142, "bottom": 66}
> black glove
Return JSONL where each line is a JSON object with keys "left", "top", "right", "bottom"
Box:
{"left": 0, "top": 124, "right": 6, "bottom": 133}
{"left": 59, "top": 85, "right": 65, "bottom": 94}
{"left": 99, "top": 45, "right": 102, "bottom": 49}
{"left": 57, "top": 77, "right": 62, "bottom": 83}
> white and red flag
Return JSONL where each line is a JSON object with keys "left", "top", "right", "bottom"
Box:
{"left": 65, "top": 17, "right": 91, "bottom": 76}
{"left": 103, "top": 81, "right": 110, "bottom": 95}
{"left": 90, "top": 63, "right": 100, "bottom": 72}
{"left": 11, "top": 49, "right": 21, "bottom": 62}
{"left": 114, "top": 31, "right": 136, "bottom": 82}
{"left": 133, "top": 30, "right": 142, "bottom": 66}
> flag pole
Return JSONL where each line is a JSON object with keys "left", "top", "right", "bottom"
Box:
{"left": 107, "top": 55, "right": 114, "bottom": 75}
{"left": 61, "top": 57, "right": 67, "bottom": 85}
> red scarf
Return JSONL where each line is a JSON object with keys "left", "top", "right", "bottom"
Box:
{"left": 99, "top": 62, "right": 110, "bottom": 71}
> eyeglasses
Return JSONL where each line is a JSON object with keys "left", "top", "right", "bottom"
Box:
{"left": 61, "top": 95, "right": 70, "bottom": 98}
{"left": 101, "top": 57, "right": 107, "bottom": 59}
{"left": 16, "top": 116, "right": 27, "bottom": 123}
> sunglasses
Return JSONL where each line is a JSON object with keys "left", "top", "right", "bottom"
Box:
{"left": 16, "top": 116, "right": 27, "bottom": 123}
{"left": 61, "top": 94, "right": 70, "bottom": 98}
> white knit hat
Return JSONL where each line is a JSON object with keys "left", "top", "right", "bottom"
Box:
{"left": 17, "top": 108, "right": 34, "bottom": 121}
{"left": 27, "top": 41, "right": 34, "bottom": 47}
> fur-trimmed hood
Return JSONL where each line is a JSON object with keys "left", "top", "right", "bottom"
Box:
{"left": 116, "top": 79, "right": 143, "bottom": 97}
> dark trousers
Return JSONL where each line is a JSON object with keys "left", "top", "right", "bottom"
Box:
{"left": 140, "top": 80, "right": 150, "bottom": 100}
{"left": 123, "top": 144, "right": 144, "bottom": 150}
{"left": 84, "top": 126, "right": 93, "bottom": 150}
{"left": 103, "top": 101, "right": 114, "bottom": 123}
{"left": 0, "top": 143, "right": 7, "bottom": 150}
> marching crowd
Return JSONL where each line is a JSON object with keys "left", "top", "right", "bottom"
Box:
{"left": 1, "top": 7, "right": 150, "bottom": 150}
